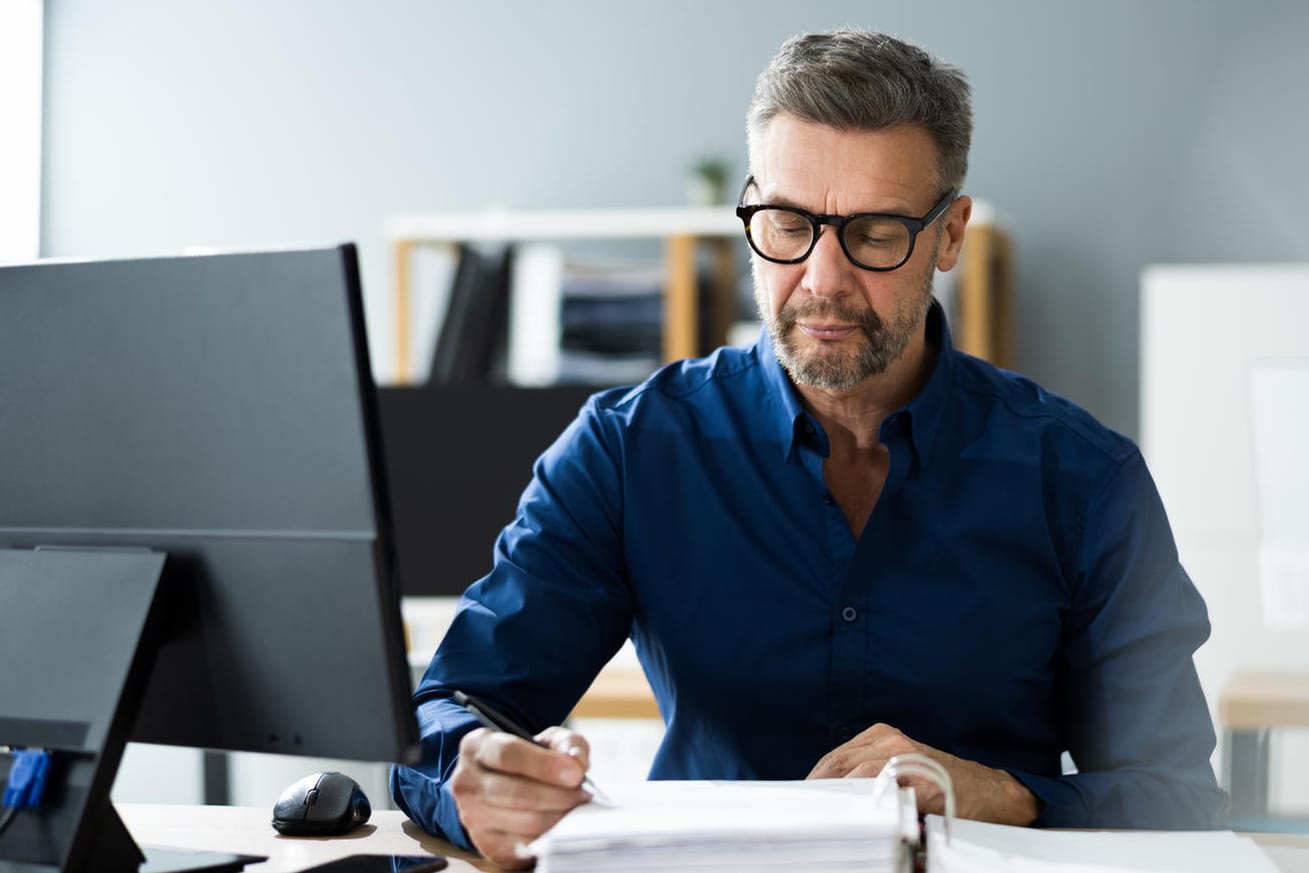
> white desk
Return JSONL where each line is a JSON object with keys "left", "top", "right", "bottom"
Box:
{"left": 119, "top": 803, "right": 1309, "bottom": 873}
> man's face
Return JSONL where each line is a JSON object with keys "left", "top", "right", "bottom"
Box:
{"left": 748, "top": 115, "right": 968, "bottom": 392}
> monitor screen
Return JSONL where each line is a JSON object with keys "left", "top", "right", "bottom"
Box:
{"left": 0, "top": 244, "right": 419, "bottom": 765}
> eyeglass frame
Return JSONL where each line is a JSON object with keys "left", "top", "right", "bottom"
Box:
{"left": 734, "top": 175, "right": 957, "bottom": 272}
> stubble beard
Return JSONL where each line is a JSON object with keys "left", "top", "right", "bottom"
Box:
{"left": 754, "top": 252, "right": 937, "bottom": 392}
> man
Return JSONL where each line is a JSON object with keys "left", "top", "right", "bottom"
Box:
{"left": 392, "top": 28, "right": 1226, "bottom": 868}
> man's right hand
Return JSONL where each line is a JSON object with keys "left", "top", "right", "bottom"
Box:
{"left": 450, "top": 725, "right": 594, "bottom": 869}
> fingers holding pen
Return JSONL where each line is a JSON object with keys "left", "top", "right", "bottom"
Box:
{"left": 459, "top": 728, "right": 589, "bottom": 798}
{"left": 536, "top": 725, "right": 592, "bottom": 774}
{"left": 451, "top": 728, "right": 593, "bottom": 869}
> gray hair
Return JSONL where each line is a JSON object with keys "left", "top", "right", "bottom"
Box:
{"left": 747, "top": 28, "right": 973, "bottom": 194}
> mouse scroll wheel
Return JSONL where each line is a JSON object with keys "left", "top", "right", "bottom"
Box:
{"left": 304, "top": 788, "right": 319, "bottom": 807}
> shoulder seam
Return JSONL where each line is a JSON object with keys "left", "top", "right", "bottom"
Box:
{"left": 952, "top": 361, "right": 1134, "bottom": 465}
{"left": 598, "top": 350, "right": 761, "bottom": 412}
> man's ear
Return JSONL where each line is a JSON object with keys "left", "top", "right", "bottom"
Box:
{"left": 933, "top": 195, "right": 972, "bottom": 273}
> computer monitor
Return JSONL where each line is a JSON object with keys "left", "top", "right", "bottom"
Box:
{"left": 0, "top": 245, "right": 420, "bottom": 873}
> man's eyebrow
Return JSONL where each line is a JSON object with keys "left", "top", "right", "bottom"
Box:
{"left": 748, "top": 183, "right": 815, "bottom": 212}
{"left": 750, "top": 178, "right": 925, "bottom": 216}
{"left": 762, "top": 191, "right": 811, "bottom": 210}
{"left": 756, "top": 194, "right": 920, "bottom": 217}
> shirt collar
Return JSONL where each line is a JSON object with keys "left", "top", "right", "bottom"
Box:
{"left": 753, "top": 297, "right": 957, "bottom": 466}
{"left": 900, "top": 297, "right": 953, "bottom": 466}
{"left": 754, "top": 327, "right": 814, "bottom": 462}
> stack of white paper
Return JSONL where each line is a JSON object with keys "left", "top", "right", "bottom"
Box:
{"left": 925, "top": 816, "right": 1282, "bottom": 873}
{"left": 529, "top": 779, "right": 905, "bottom": 873}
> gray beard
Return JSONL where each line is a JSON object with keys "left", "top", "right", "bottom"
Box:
{"left": 755, "top": 260, "right": 935, "bottom": 392}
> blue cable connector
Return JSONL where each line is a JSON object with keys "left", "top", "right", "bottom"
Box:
{"left": 2, "top": 749, "right": 52, "bottom": 810}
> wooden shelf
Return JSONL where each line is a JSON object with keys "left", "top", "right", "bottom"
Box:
{"left": 957, "top": 220, "right": 1015, "bottom": 369}
{"left": 387, "top": 202, "right": 1013, "bottom": 383}
{"left": 387, "top": 207, "right": 741, "bottom": 384}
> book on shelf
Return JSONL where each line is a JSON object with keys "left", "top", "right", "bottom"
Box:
{"left": 507, "top": 245, "right": 668, "bottom": 388}
{"left": 427, "top": 243, "right": 513, "bottom": 384}
{"left": 422, "top": 243, "right": 720, "bottom": 388}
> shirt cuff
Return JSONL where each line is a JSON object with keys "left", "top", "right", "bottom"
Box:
{"left": 1003, "top": 768, "right": 1088, "bottom": 828}
{"left": 389, "top": 762, "right": 474, "bottom": 852}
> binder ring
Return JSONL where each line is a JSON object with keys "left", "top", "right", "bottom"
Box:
{"left": 874, "top": 752, "right": 956, "bottom": 845}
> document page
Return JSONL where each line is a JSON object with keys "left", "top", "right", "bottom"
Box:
{"left": 530, "top": 779, "right": 904, "bottom": 873}
{"left": 926, "top": 816, "right": 1280, "bottom": 873}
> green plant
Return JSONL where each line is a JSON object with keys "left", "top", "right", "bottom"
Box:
{"left": 691, "top": 156, "right": 730, "bottom": 188}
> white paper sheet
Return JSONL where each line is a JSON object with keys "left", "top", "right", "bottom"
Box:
{"left": 530, "top": 779, "right": 905, "bottom": 873}
{"left": 926, "top": 816, "right": 1281, "bottom": 873}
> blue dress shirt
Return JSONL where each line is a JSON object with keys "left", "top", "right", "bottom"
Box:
{"left": 391, "top": 301, "right": 1226, "bottom": 848}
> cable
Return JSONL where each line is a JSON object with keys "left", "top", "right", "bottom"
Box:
{"left": 0, "top": 748, "right": 53, "bottom": 841}
{"left": 2, "top": 749, "right": 51, "bottom": 809}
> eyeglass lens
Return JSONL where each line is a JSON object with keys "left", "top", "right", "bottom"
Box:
{"left": 748, "top": 209, "right": 913, "bottom": 269}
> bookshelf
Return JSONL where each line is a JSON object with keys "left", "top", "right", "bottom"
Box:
{"left": 387, "top": 207, "right": 741, "bottom": 383}
{"left": 385, "top": 202, "right": 1013, "bottom": 384}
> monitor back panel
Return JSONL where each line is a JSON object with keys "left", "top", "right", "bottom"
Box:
{"left": 0, "top": 247, "right": 418, "bottom": 763}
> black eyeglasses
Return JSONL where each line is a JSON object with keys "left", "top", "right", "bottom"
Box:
{"left": 735, "top": 175, "right": 955, "bottom": 272}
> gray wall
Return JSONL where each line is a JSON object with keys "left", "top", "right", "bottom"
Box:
{"left": 42, "top": 0, "right": 1309, "bottom": 437}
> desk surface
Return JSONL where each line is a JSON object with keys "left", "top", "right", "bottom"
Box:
{"left": 120, "top": 803, "right": 1309, "bottom": 873}
{"left": 1220, "top": 670, "right": 1309, "bottom": 729}
{"left": 120, "top": 804, "right": 494, "bottom": 873}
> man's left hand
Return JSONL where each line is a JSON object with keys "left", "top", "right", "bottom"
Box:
{"left": 807, "top": 723, "right": 1040, "bottom": 826}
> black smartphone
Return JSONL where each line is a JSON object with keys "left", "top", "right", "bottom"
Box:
{"left": 296, "top": 854, "right": 448, "bottom": 873}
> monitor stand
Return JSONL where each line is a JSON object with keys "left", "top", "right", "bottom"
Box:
{"left": 0, "top": 548, "right": 265, "bottom": 873}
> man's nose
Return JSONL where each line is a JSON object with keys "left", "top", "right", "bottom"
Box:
{"left": 800, "top": 226, "right": 852, "bottom": 300}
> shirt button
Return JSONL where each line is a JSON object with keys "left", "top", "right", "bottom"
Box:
{"left": 841, "top": 606, "right": 858, "bottom": 622}
{"left": 822, "top": 494, "right": 836, "bottom": 507}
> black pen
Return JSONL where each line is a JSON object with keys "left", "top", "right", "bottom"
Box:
{"left": 453, "top": 689, "right": 613, "bottom": 805}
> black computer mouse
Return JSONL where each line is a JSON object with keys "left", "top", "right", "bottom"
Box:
{"left": 271, "top": 771, "right": 372, "bottom": 836}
